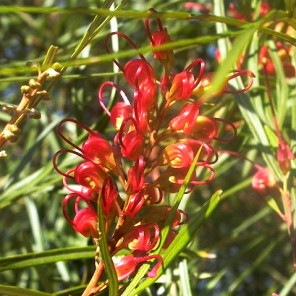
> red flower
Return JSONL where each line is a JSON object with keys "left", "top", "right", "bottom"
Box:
{"left": 62, "top": 194, "right": 98, "bottom": 238}
{"left": 116, "top": 223, "right": 160, "bottom": 252}
{"left": 168, "top": 59, "right": 205, "bottom": 101}
{"left": 145, "top": 9, "right": 174, "bottom": 67}
{"left": 169, "top": 102, "right": 201, "bottom": 135}
{"left": 124, "top": 190, "right": 146, "bottom": 217}
{"left": 117, "top": 118, "right": 145, "bottom": 161}
{"left": 114, "top": 254, "right": 162, "bottom": 281}
{"left": 192, "top": 115, "right": 219, "bottom": 141}
{"left": 74, "top": 161, "right": 108, "bottom": 191}
{"left": 124, "top": 59, "right": 156, "bottom": 88}
{"left": 63, "top": 169, "right": 98, "bottom": 201}
{"left": 252, "top": 168, "right": 277, "bottom": 195}
{"left": 101, "top": 177, "right": 118, "bottom": 216}
{"left": 82, "top": 131, "right": 117, "bottom": 173}
{"left": 160, "top": 140, "right": 215, "bottom": 168}
{"left": 72, "top": 208, "right": 98, "bottom": 238}
{"left": 110, "top": 102, "right": 133, "bottom": 130}
{"left": 127, "top": 156, "right": 145, "bottom": 193}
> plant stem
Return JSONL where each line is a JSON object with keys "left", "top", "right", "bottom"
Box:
{"left": 81, "top": 261, "right": 105, "bottom": 296}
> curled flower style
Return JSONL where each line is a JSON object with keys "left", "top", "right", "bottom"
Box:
{"left": 98, "top": 81, "right": 132, "bottom": 118}
{"left": 223, "top": 70, "right": 255, "bottom": 94}
{"left": 63, "top": 170, "right": 98, "bottom": 201}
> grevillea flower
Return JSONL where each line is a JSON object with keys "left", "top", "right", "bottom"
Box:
{"left": 114, "top": 254, "right": 162, "bottom": 281}
{"left": 159, "top": 140, "right": 215, "bottom": 168}
{"left": 252, "top": 168, "right": 277, "bottom": 195}
{"left": 110, "top": 102, "right": 133, "bottom": 130}
{"left": 118, "top": 118, "right": 146, "bottom": 161}
{"left": 53, "top": 9, "right": 254, "bottom": 289}
{"left": 145, "top": 9, "right": 174, "bottom": 67}
{"left": 259, "top": 44, "right": 295, "bottom": 78}
{"left": 126, "top": 156, "right": 145, "bottom": 193}
{"left": 74, "top": 161, "right": 108, "bottom": 191}
{"left": 169, "top": 101, "right": 201, "bottom": 134}
{"left": 124, "top": 190, "right": 146, "bottom": 217}
{"left": 192, "top": 115, "right": 219, "bottom": 141}
{"left": 167, "top": 58, "right": 205, "bottom": 101}
{"left": 101, "top": 177, "right": 118, "bottom": 216}
{"left": 82, "top": 132, "right": 117, "bottom": 173}
{"left": 124, "top": 59, "right": 156, "bottom": 88}
{"left": 63, "top": 169, "right": 98, "bottom": 201}
{"left": 63, "top": 194, "right": 98, "bottom": 238}
{"left": 115, "top": 223, "right": 160, "bottom": 252}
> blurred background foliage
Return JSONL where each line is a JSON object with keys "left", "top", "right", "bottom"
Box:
{"left": 0, "top": 0, "right": 295, "bottom": 295}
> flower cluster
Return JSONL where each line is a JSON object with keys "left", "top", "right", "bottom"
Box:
{"left": 53, "top": 10, "right": 254, "bottom": 284}
{"left": 186, "top": 0, "right": 295, "bottom": 190}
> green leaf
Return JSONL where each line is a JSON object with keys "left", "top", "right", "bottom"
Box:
{"left": 0, "top": 285, "right": 52, "bottom": 296}
{"left": 0, "top": 247, "right": 95, "bottom": 272}
{"left": 267, "top": 40, "right": 289, "bottom": 127}
{"left": 97, "top": 193, "right": 118, "bottom": 296}
{"left": 267, "top": 197, "right": 283, "bottom": 216}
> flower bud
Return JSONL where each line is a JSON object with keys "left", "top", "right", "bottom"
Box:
{"left": 72, "top": 208, "right": 98, "bottom": 238}
{"left": 252, "top": 168, "right": 277, "bottom": 195}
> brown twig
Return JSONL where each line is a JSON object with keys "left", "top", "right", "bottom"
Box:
{"left": 0, "top": 46, "right": 60, "bottom": 156}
